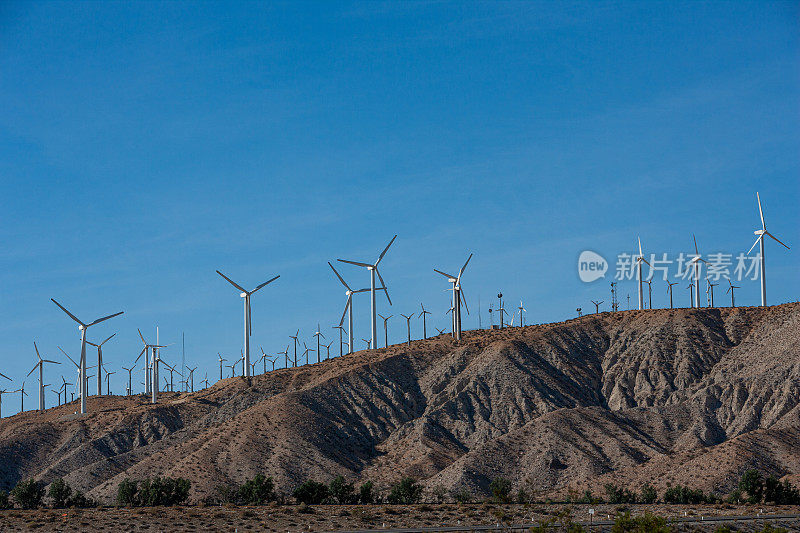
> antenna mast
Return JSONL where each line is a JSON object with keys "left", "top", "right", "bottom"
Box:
{"left": 611, "top": 281, "right": 619, "bottom": 312}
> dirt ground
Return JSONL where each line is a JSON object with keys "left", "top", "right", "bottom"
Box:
{"left": 0, "top": 503, "right": 798, "bottom": 532}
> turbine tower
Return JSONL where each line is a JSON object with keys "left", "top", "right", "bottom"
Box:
{"left": 50, "top": 299, "right": 123, "bottom": 415}
{"left": 687, "top": 235, "right": 708, "bottom": 309}
{"left": 217, "top": 353, "right": 227, "bottom": 380}
{"left": 635, "top": 237, "right": 651, "bottom": 310}
{"left": 434, "top": 253, "right": 472, "bottom": 341}
{"left": 313, "top": 324, "right": 325, "bottom": 364}
{"left": 518, "top": 300, "right": 527, "bottom": 326}
{"left": 337, "top": 235, "right": 396, "bottom": 350}
{"left": 137, "top": 329, "right": 165, "bottom": 396}
{"left": 726, "top": 278, "right": 740, "bottom": 308}
{"left": 86, "top": 333, "right": 115, "bottom": 396}
{"left": 747, "top": 192, "right": 790, "bottom": 306}
{"left": 591, "top": 300, "right": 603, "bottom": 314}
{"left": 216, "top": 270, "right": 280, "bottom": 378}
{"left": 400, "top": 314, "right": 413, "bottom": 346}
{"left": 28, "top": 342, "right": 60, "bottom": 412}
{"left": 419, "top": 304, "right": 431, "bottom": 339}
{"left": 378, "top": 314, "right": 392, "bottom": 349}
{"left": 666, "top": 282, "right": 678, "bottom": 309}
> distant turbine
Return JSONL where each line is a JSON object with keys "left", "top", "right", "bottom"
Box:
{"left": 418, "top": 304, "right": 431, "bottom": 339}
{"left": 666, "top": 282, "right": 678, "bottom": 309}
{"left": 332, "top": 325, "right": 346, "bottom": 357}
{"left": 202, "top": 374, "right": 209, "bottom": 389}
{"left": 217, "top": 353, "right": 227, "bottom": 381}
{"left": 17, "top": 382, "right": 28, "bottom": 413}
{"left": 279, "top": 345, "right": 289, "bottom": 368}
{"left": 121, "top": 364, "right": 135, "bottom": 396}
{"left": 86, "top": 333, "right": 115, "bottom": 396}
{"left": 104, "top": 370, "right": 116, "bottom": 395}
{"left": 136, "top": 329, "right": 165, "bottom": 396}
{"left": 216, "top": 270, "right": 280, "bottom": 378}
{"left": 435, "top": 327, "right": 446, "bottom": 336}
{"left": 747, "top": 192, "right": 790, "bottom": 306}
{"left": 707, "top": 278, "right": 719, "bottom": 307}
{"left": 362, "top": 338, "right": 371, "bottom": 350}
{"left": 687, "top": 235, "right": 709, "bottom": 309}
{"left": 434, "top": 253, "right": 472, "bottom": 341}
{"left": 51, "top": 299, "right": 123, "bottom": 414}
{"left": 378, "top": 314, "right": 392, "bottom": 349}
{"left": 289, "top": 330, "right": 299, "bottom": 367}
{"left": 27, "top": 342, "right": 60, "bottom": 412}
{"left": 337, "top": 235, "right": 396, "bottom": 349}
{"left": 591, "top": 300, "right": 603, "bottom": 314}
{"left": 313, "top": 324, "right": 325, "bottom": 364}
{"left": 322, "top": 341, "right": 332, "bottom": 360}
{"left": 328, "top": 262, "right": 384, "bottom": 356}
{"left": 726, "top": 278, "right": 740, "bottom": 307}
{"left": 187, "top": 366, "right": 197, "bottom": 392}
{"left": 518, "top": 300, "right": 527, "bottom": 326}
{"left": 635, "top": 237, "right": 652, "bottom": 310}
{"left": 400, "top": 314, "right": 413, "bottom": 346}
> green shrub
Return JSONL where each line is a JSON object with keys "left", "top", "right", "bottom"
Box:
{"left": 612, "top": 512, "right": 671, "bottom": 533}
{"left": 358, "top": 481, "right": 375, "bottom": 504}
{"left": 117, "top": 479, "right": 138, "bottom": 506}
{"left": 490, "top": 477, "right": 512, "bottom": 503}
{"left": 293, "top": 480, "right": 329, "bottom": 505}
{"left": 329, "top": 475, "right": 355, "bottom": 504}
{"left": 48, "top": 478, "right": 72, "bottom": 508}
{"left": 431, "top": 484, "right": 447, "bottom": 504}
{"left": 639, "top": 483, "right": 657, "bottom": 504}
{"left": 764, "top": 476, "right": 800, "bottom": 505}
{"left": 11, "top": 479, "right": 45, "bottom": 509}
{"left": 605, "top": 483, "right": 637, "bottom": 504}
{"left": 739, "top": 469, "right": 764, "bottom": 503}
{"left": 452, "top": 487, "right": 471, "bottom": 504}
{"left": 67, "top": 491, "right": 95, "bottom": 508}
{"left": 387, "top": 477, "right": 422, "bottom": 504}
{"left": 663, "top": 485, "right": 710, "bottom": 504}
{"left": 0, "top": 490, "right": 10, "bottom": 509}
{"left": 238, "top": 474, "right": 275, "bottom": 505}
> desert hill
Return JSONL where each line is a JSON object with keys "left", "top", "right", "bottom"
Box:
{"left": 1, "top": 303, "right": 798, "bottom": 503}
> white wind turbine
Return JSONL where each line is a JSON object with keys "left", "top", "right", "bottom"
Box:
{"left": 328, "top": 262, "right": 384, "bottom": 356}
{"left": 418, "top": 303, "right": 431, "bottom": 339}
{"left": 687, "top": 235, "right": 708, "bottom": 309}
{"left": 28, "top": 343, "right": 60, "bottom": 412}
{"left": 400, "top": 313, "right": 413, "bottom": 346}
{"left": 337, "top": 235, "right": 396, "bottom": 349}
{"left": 634, "top": 237, "right": 651, "bottom": 310}
{"left": 434, "top": 253, "right": 472, "bottom": 341}
{"left": 726, "top": 278, "right": 740, "bottom": 308}
{"left": 747, "top": 192, "right": 790, "bottom": 306}
{"left": 0, "top": 372, "right": 11, "bottom": 417}
{"left": 86, "top": 333, "right": 115, "bottom": 396}
{"left": 378, "top": 314, "right": 392, "bottom": 349}
{"left": 137, "top": 329, "right": 165, "bottom": 397}
{"left": 51, "top": 299, "right": 123, "bottom": 414}
{"left": 216, "top": 270, "right": 280, "bottom": 378}
{"left": 217, "top": 353, "right": 226, "bottom": 380}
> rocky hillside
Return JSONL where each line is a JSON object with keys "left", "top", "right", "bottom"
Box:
{"left": 1, "top": 303, "right": 798, "bottom": 503}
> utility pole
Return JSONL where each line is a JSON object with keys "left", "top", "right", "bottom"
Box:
{"left": 610, "top": 282, "right": 619, "bottom": 312}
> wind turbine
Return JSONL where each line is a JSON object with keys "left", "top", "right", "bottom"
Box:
{"left": 435, "top": 327, "right": 446, "bottom": 336}
{"left": 259, "top": 347, "right": 268, "bottom": 374}
{"left": 279, "top": 346, "right": 289, "bottom": 368}
{"left": 51, "top": 299, "right": 123, "bottom": 414}
{"left": 687, "top": 235, "right": 708, "bottom": 308}
{"left": 707, "top": 278, "right": 718, "bottom": 307}
{"left": 187, "top": 366, "right": 197, "bottom": 392}
{"left": 518, "top": 300, "right": 527, "bottom": 326}
{"left": 591, "top": 300, "right": 603, "bottom": 314}
{"left": 216, "top": 270, "right": 280, "bottom": 379}
{"left": 337, "top": 235, "right": 396, "bottom": 350}
{"left": 328, "top": 262, "right": 384, "bottom": 356}
{"left": 313, "top": 324, "right": 325, "bottom": 364}
{"left": 726, "top": 278, "right": 740, "bottom": 307}
{"left": 378, "top": 314, "right": 392, "bottom": 349}
{"left": 17, "top": 383, "right": 28, "bottom": 413}
{"left": 400, "top": 314, "right": 413, "bottom": 346}
{"left": 121, "top": 364, "right": 136, "bottom": 396}
{"left": 419, "top": 304, "right": 431, "bottom": 339}
{"left": 332, "top": 325, "right": 346, "bottom": 357}
{"left": 321, "top": 341, "right": 332, "bottom": 360}
{"left": 302, "top": 342, "right": 314, "bottom": 365}
{"left": 747, "top": 192, "right": 790, "bottom": 306}
{"left": 289, "top": 330, "right": 299, "bottom": 367}
{"left": 136, "top": 329, "right": 164, "bottom": 396}
{"left": 634, "top": 237, "right": 651, "bottom": 310}
{"left": 687, "top": 283, "right": 694, "bottom": 308}
{"left": 0, "top": 385, "right": 11, "bottom": 418}
{"left": 27, "top": 342, "right": 60, "bottom": 412}
{"left": 667, "top": 282, "right": 678, "bottom": 309}
{"left": 86, "top": 333, "right": 115, "bottom": 396}
{"left": 202, "top": 374, "right": 209, "bottom": 389}
{"left": 434, "top": 254, "right": 472, "bottom": 341}
{"left": 362, "top": 338, "right": 371, "bottom": 350}
{"left": 105, "top": 371, "right": 116, "bottom": 395}
{"left": 217, "top": 353, "right": 227, "bottom": 380}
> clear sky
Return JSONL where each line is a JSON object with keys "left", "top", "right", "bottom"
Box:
{"left": 1, "top": 1, "right": 797, "bottom": 405}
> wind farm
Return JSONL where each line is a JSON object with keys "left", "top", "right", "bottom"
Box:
{"left": 1, "top": 2, "right": 798, "bottom": 530}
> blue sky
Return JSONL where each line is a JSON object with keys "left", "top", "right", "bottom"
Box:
{"left": 1, "top": 1, "right": 797, "bottom": 405}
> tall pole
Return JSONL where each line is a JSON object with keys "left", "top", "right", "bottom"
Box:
{"left": 759, "top": 238, "right": 766, "bottom": 306}
{"left": 96, "top": 347, "right": 102, "bottom": 396}
{"left": 370, "top": 267, "right": 377, "bottom": 349}
{"left": 38, "top": 363, "right": 44, "bottom": 412}
{"left": 348, "top": 303, "right": 354, "bottom": 355}
{"left": 243, "top": 294, "right": 251, "bottom": 378}
{"left": 694, "top": 263, "right": 701, "bottom": 309}
{"left": 637, "top": 261, "right": 643, "bottom": 310}
{"left": 455, "top": 287, "right": 462, "bottom": 341}
{"left": 79, "top": 327, "right": 87, "bottom": 414}
{"left": 151, "top": 349, "right": 158, "bottom": 404}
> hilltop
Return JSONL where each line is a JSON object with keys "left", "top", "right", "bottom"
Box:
{"left": 1, "top": 303, "right": 798, "bottom": 503}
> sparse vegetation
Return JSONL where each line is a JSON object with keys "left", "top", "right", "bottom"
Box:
{"left": 237, "top": 474, "right": 275, "bottom": 505}
{"left": 328, "top": 475, "right": 355, "bottom": 504}
{"left": 11, "top": 479, "right": 45, "bottom": 509}
{"left": 605, "top": 483, "right": 637, "bottom": 504}
{"left": 387, "top": 477, "right": 422, "bottom": 504}
{"left": 490, "top": 477, "right": 512, "bottom": 503}
{"left": 739, "top": 469, "right": 764, "bottom": 503}
{"left": 612, "top": 511, "right": 670, "bottom": 532}
{"left": 0, "top": 490, "right": 10, "bottom": 509}
{"left": 292, "top": 480, "right": 329, "bottom": 505}
{"left": 639, "top": 483, "right": 658, "bottom": 504}
{"left": 115, "top": 477, "right": 190, "bottom": 507}
{"left": 662, "top": 485, "right": 714, "bottom": 504}
{"left": 358, "top": 481, "right": 374, "bottom": 504}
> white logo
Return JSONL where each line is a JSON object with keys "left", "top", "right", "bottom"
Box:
{"left": 578, "top": 251, "right": 608, "bottom": 282}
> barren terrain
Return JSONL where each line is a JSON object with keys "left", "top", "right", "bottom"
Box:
{"left": 1, "top": 304, "right": 799, "bottom": 505}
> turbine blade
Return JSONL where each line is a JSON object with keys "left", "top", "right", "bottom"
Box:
{"left": 375, "top": 235, "right": 397, "bottom": 266}
{"left": 757, "top": 192, "right": 765, "bottom": 229}
{"left": 58, "top": 346, "right": 79, "bottom": 368}
{"left": 0, "top": 372, "right": 10, "bottom": 381}
{"left": 457, "top": 253, "right": 473, "bottom": 283}
{"left": 337, "top": 259, "right": 372, "bottom": 268}
{"left": 460, "top": 289, "right": 470, "bottom": 315}
{"left": 42, "top": 360, "right": 60, "bottom": 364}
{"left": 100, "top": 332, "right": 116, "bottom": 346}
{"left": 138, "top": 328, "right": 147, "bottom": 344}
{"left": 693, "top": 234, "right": 699, "bottom": 255}
{"left": 33, "top": 341, "right": 42, "bottom": 360}
{"left": 434, "top": 268, "right": 458, "bottom": 280}
{"left": 251, "top": 274, "right": 280, "bottom": 294}
{"left": 216, "top": 270, "right": 247, "bottom": 293}
{"left": 638, "top": 236, "right": 643, "bottom": 257}
{"left": 51, "top": 299, "right": 85, "bottom": 326}
{"left": 375, "top": 268, "right": 392, "bottom": 305}
{"left": 328, "top": 262, "right": 352, "bottom": 290}
{"left": 746, "top": 235, "right": 763, "bottom": 255}
{"left": 765, "top": 231, "right": 790, "bottom": 250}
{"left": 340, "top": 295, "right": 351, "bottom": 327}
{"left": 27, "top": 363, "right": 39, "bottom": 377}
{"left": 87, "top": 311, "right": 124, "bottom": 327}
